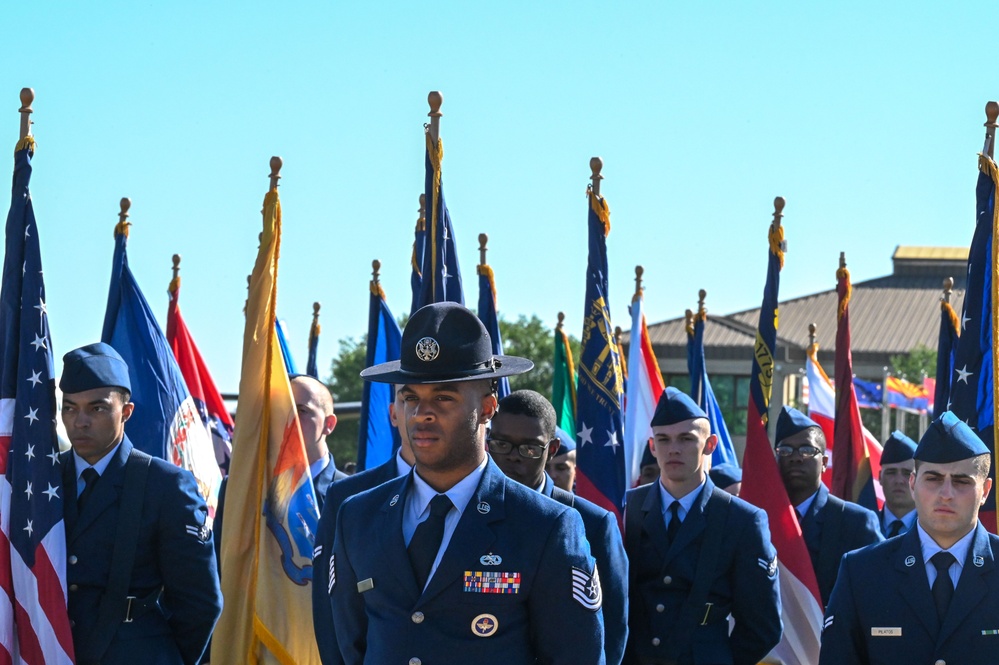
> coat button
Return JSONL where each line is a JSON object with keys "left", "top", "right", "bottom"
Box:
{"left": 411, "top": 612, "right": 424, "bottom": 624}
{"left": 934, "top": 661, "right": 946, "bottom": 665}
{"left": 68, "top": 555, "right": 78, "bottom": 565}
{"left": 409, "top": 659, "right": 422, "bottom": 665}
{"left": 656, "top": 604, "right": 665, "bottom": 613}
{"left": 651, "top": 637, "right": 661, "bottom": 647}
{"left": 69, "top": 584, "right": 78, "bottom": 592}
{"left": 662, "top": 576, "right": 672, "bottom": 584}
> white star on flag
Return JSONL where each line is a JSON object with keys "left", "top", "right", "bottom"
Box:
{"left": 604, "top": 429, "right": 620, "bottom": 451}
{"left": 962, "top": 312, "right": 971, "bottom": 330}
{"left": 578, "top": 423, "right": 593, "bottom": 447}
{"left": 27, "top": 370, "right": 42, "bottom": 386}
{"left": 24, "top": 444, "right": 34, "bottom": 460}
{"left": 24, "top": 482, "right": 32, "bottom": 499}
{"left": 23, "top": 520, "right": 33, "bottom": 537}
{"left": 24, "top": 407, "right": 39, "bottom": 425}
{"left": 34, "top": 297, "right": 47, "bottom": 319}
{"left": 955, "top": 365, "right": 973, "bottom": 384}
{"left": 43, "top": 484, "right": 59, "bottom": 501}
{"left": 47, "top": 450, "right": 60, "bottom": 466}
{"left": 30, "top": 333, "right": 46, "bottom": 351}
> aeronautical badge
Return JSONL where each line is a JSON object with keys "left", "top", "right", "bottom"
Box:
{"left": 758, "top": 556, "right": 778, "bottom": 578}
{"left": 480, "top": 553, "right": 502, "bottom": 566}
{"left": 464, "top": 571, "right": 520, "bottom": 594}
{"left": 328, "top": 554, "right": 336, "bottom": 594}
{"left": 904, "top": 555, "right": 916, "bottom": 567}
{"left": 571, "top": 565, "right": 602, "bottom": 611}
{"left": 415, "top": 337, "right": 440, "bottom": 362}
{"left": 185, "top": 522, "right": 210, "bottom": 543}
{"left": 471, "top": 614, "right": 499, "bottom": 637}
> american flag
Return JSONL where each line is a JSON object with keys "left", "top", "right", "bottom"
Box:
{"left": 0, "top": 140, "right": 75, "bottom": 664}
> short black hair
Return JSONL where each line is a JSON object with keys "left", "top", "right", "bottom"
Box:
{"left": 110, "top": 387, "right": 132, "bottom": 404}
{"left": 497, "top": 390, "right": 556, "bottom": 439}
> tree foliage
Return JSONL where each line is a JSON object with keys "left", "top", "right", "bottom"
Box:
{"left": 889, "top": 344, "right": 937, "bottom": 382}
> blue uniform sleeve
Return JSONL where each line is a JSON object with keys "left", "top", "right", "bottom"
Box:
{"left": 313, "top": 497, "right": 339, "bottom": 665}
{"left": 529, "top": 508, "right": 606, "bottom": 665}
{"left": 818, "top": 554, "right": 864, "bottom": 665}
{"left": 594, "top": 510, "right": 628, "bottom": 665}
{"left": 158, "top": 468, "right": 224, "bottom": 665}
{"left": 328, "top": 499, "right": 365, "bottom": 665}
{"left": 730, "top": 508, "right": 782, "bottom": 665}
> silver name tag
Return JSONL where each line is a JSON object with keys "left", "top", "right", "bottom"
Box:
{"left": 871, "top": 627, "right": 901, "bottom": 637}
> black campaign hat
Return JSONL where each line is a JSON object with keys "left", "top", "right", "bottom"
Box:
{"left": 360, "top": 302, "right": 534, "bottom": 384}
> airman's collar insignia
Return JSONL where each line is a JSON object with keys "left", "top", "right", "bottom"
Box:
{"left": 904, "top": 555, "right": 916, "bottom": 567}
{"left": 390, "top": 494, "right": 400, "bottom": 507}
{"left": 476, "top": 501, "right": 491, "bottom": 514}
{"left": 975, "top": 555, "right": 986, "bottom": 568}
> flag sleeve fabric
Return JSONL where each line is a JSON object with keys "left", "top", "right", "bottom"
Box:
{"left": 211, "top": 188, "right": 321, "bottom": 665}
{"left": 0, "top": 138, "right": 75, "bottom": 665}
{"left": 623, "top": 295, "right": 665, "bottom": 488}
{"left": 575, "top": 190, "right": 626, "bottom": 518}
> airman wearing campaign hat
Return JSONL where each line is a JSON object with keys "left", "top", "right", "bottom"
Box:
{"left": 879, "top": 430, "right": 919, "bottom": 538}
{"left": 623, "top": 386, "right": 782, "bottom": 663}
{"left": 327, "top": 302, "right": 605, "bottom": 664}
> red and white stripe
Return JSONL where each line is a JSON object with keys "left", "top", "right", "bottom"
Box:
{"left": 623, "top": 297, "right": 666, "bottom": 489}
{"left": 0, "top": 399, "right": 74, "bottom": 665}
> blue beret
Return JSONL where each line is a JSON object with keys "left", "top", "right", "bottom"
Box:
{"left": 709, "top": 463, "right": 742, "bottom": 488}
{"left": 554, "top": 427, "right": 575, "bottom": 454}
{"left": 774, "top": 406, "right": 821, "bottom": 445}
{"left": 651, "top": 387, "right": 707, "bottom": 427}
{"left": 640, "top": 443, "right": 657, "bottom": 468}
{"left": 880, "top": 430, "right": 917, "bottom": 465}
{"left": 914, "top": 411, "right": 989, "bottom": 463}
{"left": 60, "top": 343, "right": 131, "bottom": 394}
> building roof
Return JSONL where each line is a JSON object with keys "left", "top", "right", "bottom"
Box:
{"left": 637, "top": 247, "right": 967, "bottom": 371}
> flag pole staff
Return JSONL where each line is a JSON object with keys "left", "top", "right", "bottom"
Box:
{"left": 614, "top": 326, "right": 623, "bottom": 350}
{"left": 478, "top": 234, "right": 489, "bottom": 267}
{"left": 428, "top": 92, "right": 443, "bottom": 144}
{"left": 312, "top": 301, "right": 321, "bottom": 329}
{"left": 984, "top": 101, "right": 998, "bottom": 159}
{"left": 372, "top": 259, "right": 381, "bottom": 288}
{"left": 172, "top": 254, "right": 181, "bottom": 282}
{"left": 685, "top": 310, "right": 694, "bottom": 336}
{"left": 18, "top": 88, "right": 33, "bottom": 140}
{"left": 269, "top": 156, "right": 283, "bottom": 191}
{"left": 118, "top": 197, "right": 131, "bottom": 233}
{"left": 632, "top": 266, "right": 644, "bottom": 303}
{"left": 557, "top": 311, "right": 566, "bottom": 331}
{"left": 941, "top": 276, "right": 954, "bottom": 304}
{"left": 698, "top": 289, "right": 707, "bottom": 317}
{"left": 808, "top": 322, "right": 817, "bottom": 348}
{"left": 590, "top": 157, "right": 604, "bottom": 197}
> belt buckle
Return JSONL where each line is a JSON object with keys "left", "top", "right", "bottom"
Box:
{"left": 124, "top": 595, "right": 136, "bottom": 623}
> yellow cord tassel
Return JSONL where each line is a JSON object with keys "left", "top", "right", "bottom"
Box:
{"left": 836, "top": 266, "right": 852, "bottom": 320}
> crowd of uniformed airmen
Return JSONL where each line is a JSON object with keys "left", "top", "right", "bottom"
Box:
{"left": 56, "top": 301, "right": 999, "bottom": 665}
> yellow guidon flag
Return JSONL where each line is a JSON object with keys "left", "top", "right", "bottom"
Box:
{"left": 212, "top": 167, "right": 321, "bottom": 664}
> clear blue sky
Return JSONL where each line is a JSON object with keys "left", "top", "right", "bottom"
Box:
{"left": 1, "top": 1, "right": 992, "bottom": 392}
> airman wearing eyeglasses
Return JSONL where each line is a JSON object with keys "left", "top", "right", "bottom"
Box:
{"left": 775, "top": 406, "right": 883, "bottom": 607}
{"left": 489, "top": 390, "right": 629, "bottom": 665}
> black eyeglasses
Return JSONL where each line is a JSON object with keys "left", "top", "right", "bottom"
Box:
{"left": 775, "top": 444, "right": 823, "bottom": 458}
{"left": 487, "top": 437, "right": 552, "bottom": 460}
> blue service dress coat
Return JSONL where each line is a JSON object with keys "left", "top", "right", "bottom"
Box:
{"left": 623, "top": 477, "right": 782, "bottom": 665}
{"left": 61, "top": 437, "right": 223, "bottom": 665}
{"left": 541, "top": 474, "right": 628, "bottom": 665}
{"left": 328, "top": 458, "right": 606, "bottom": 665}
{"left": 801, "top": 485, "right": 883, "bottom": 607}
{"left": 819, "top": 522, "right": 999, "bottom": 665}
{"left": 314, "top": 456, "right": 400, "bottom": 665}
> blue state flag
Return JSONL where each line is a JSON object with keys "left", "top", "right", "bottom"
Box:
{"left": 575, "top": 188, "right": 626, "bottom": 519}
{"left": 950, "top": 154, "right": 998, "bottom": 530}
{"left": 358, "top": 281, "right": 402, "bottom": 471}
{"left": 275, "top": 317, "right": 299, "bottom": 375}
{"left": 687, "top": 309, "right": 738, "bottom": 466}
{"left": 101, "top": 218, "right": 221, "bottom": 512}
{"left": 477, "top": 263, "right": 510, "bottom": 400}
{"left": 417, "top": 131, "right": 463, "bottom": 309}
{"left": 852, "top": 377, "right": 883, "bottom": 409}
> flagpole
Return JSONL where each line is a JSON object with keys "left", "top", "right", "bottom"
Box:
{"left": 428, "top": 91, "right": 443, "bottom": 144}
{"left": 312, "top": 302, "right": 321, "bottom": 326}
{"left": 118, "top": 197, "right": 131, "bottom": 234}
{"left": 172, "top": 254, "right": 181, "bottom": 282}
{"left": 633, "top": 265, "right": 643, "bottom": 302}
{"left": 18, "top": 88, "right": 33, "bottom": 140}
{"left": 372, "top": 258, "right": 381, "bottom": 287}
{"left": 269, "top": 156, "right": 282, "bottom": 191}
{"left": 590, "top": 157, "right": 603, "bottom": 196}
{"left": 984, "top": 101, "right": 998, "bottom": 158}
{"left": 478, "top": 233, "right": 489, "bottom": 267}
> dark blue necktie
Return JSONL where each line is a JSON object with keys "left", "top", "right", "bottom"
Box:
{"left": 887, "top": 520, "right": 903, "bottom": 538}
{"left": 931, "top": 551, "right": 956, "bottom": 620}
{"left": 78, "top": 468, "right": 100, "bottom": 511}
{"left": 667, "top": 501, "right": 681, "bottom": 542}
{"left": 408, "top": 494, "right": 453, "bottom": 589}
